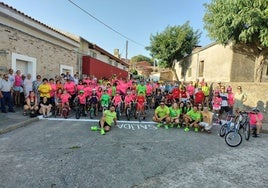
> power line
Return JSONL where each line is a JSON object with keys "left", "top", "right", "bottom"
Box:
{"left": 67, "top": 0, "right": 146, "bottom": 48}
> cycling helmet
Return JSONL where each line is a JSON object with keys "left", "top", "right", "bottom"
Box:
{"left": 79, "top": 90, "right": 84, "bottom": 93}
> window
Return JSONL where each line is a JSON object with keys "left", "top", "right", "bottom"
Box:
{"left": 198, "top": 60, "right": 204, "bottom": 77}
{"left": 264, "top": 64, "right": 268, "bottom": 76}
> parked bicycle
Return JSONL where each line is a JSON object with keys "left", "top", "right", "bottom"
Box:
{"left": 225, "top": 111, "right": 251, "bottom": 147}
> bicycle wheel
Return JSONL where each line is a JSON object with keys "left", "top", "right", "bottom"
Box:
{"left": 75, "top": 108, "right": 81, "bottom": 119}
{"left": 138, "top": 111, "right": 141, "bottom": 122}
{"left": 89, "top": 108, "right": 94, "bottom": 119}
{"left": 219, "top": 124, "right": 227, "bottom": 137}
{"left": 243, "top": 122, "right": 250, "bottom": 141}
{"left": 225, "top": 131, "right": 242, "bottom": 147}
{"left": 62, "top": 108, "right": 68, "bottom": 119}
{"left": 126, "top": 107, "right": 131, "bottom": 121}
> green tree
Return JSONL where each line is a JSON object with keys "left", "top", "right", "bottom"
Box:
{"left": 146, "top": 22, "right": 200, "bottom": 68}
{"left": 130, "top": 55, "right": 153, "bottom": 65}
{"left": 203, "top": 0, "right": 268, "bottom": 82}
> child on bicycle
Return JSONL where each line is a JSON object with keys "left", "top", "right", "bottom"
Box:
{"left": 124, "top": 90, "right": 133, "bottom": 113}
{"left": 112, "top": 91, "right": 123, "bottom": 115}
{"left": 135, "top": 91, "right": 146, "bottom": 119}
{"left": 75, "top": 90, "right": 87, "bottom": 116}
{"left": 60, "top": 89, "right": 71, "bottom": 111}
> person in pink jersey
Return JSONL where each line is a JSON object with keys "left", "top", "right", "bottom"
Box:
{"left": 13, "top": 70, "right": 23, "bottom": 106}
{"left": 124, "top": 90, "right": 133, "bottom": 112}
{"left": 60, "top": 89, "right": 71, "bottom": 110}
{"left": 112, "top": 91, "right": 123, "bottom": 109}
{"left": 227, "top": 86, "right": 235, "bottom": 115}
{"left": 76, "top": 80, "right": 84, "bottom": 92}
{"left": 76, "top": 90, "right": 87, "bottom": 116}
{"left": 212, "top": 91, "right": 222, "bottom": 115}
{"left": 106, "top": 82, "right": 113, "bottom": 97}
{"left": 64, "top": 79, "right": 76, "bottom": 95}
{"left": 248, "top": 108, "right": 263, "bottom": 137}
{"left": 64, "top": 78, "right": 76, "bottom": 105}
{"left": 186, "top": 81, "right": 195, "bottom": 101}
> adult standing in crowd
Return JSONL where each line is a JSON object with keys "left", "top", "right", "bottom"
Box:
{"left": 23, "top": 73, "right": 33, "bottom": 99}
{"left": 38, "top": 78, "right": 52, "bottom": 102}
{"left": 32, "top": 75, "right": 42, "bottom": 103}
{"left": 234, "top": 86, "right": 247, "bottom": 113}
{"left": 13, "top": 70, "right": 22, "bottom": 106}
{"left": 0, "top": 74, "right": 15, "bottom": 113}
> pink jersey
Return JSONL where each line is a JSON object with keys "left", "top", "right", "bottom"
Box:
{"left": 77, "top": 94, "right": 87, "bottom": 104}
{"left": 146, "top": 84, "right": 153, "bottom": 95}
{"left": 77, "top": 84, "right": 84, "bottom": 92}
{"left": 124, "top": 95, "right": 133, "bottom": 104}
{"left": 248, "top": 113, "right": 263, "bottom": 126}
{"left": 64, "top": 82, "right": 76, "bottom": 95}
{"left": 113, "top": 95, "right": 122, "bottom": 106}
{"left": 227, "top": 93, "right": 235, "bottom": 106}
{"left": 61, "top": 93, "right": 71, "bottom": 103}
{"left": 107, "top": 87, "right": 112, "bottom": 96}
{"left": 14, "top": 75, "right": 22, "bottom": 87}
{"left": 186, "top": 85, "right": 195, "bottom": 96}
{"left": 212, "top": 97, "right": 222, "bottom": 109}
{"left": 50, "top": 83, "right": 57, "bottom": 97}
{"left": 83, "top": 86, "right": 92, "bottom": 97}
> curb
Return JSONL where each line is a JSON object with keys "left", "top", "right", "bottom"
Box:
{"left": 0, "top": 117, "right": 39, "bottom": 135}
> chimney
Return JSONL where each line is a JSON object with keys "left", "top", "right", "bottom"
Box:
{"left": 114, "top": 49, "right": 120, "bottom": 58}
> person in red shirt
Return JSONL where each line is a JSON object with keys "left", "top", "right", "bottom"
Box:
{"left": 194, "top": 87, "right": 205, "bottom": 106}
{"left": 136, "top": 91, "right": 146, "bottom": 119}
{"left": 172, "top": 87, "right": 180, "bottom": 102}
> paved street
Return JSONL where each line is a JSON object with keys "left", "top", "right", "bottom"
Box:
{"left": 0, "top": 114, "right": 267, "bottom": 188}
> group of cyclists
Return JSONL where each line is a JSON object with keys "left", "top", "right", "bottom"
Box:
{"left": 2, "top": 69, "right": 263, "bottom": 136}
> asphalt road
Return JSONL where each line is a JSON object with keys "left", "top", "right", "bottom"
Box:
{"left": 0, "top": 112, "right": 267, "bottom": 188}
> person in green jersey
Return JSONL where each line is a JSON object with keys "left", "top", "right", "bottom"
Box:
{"left": 100, "top": 89, "right": 110, "bottom": 109}
{"left": 98, "top": 105, "right": 117, "bottom": 135}
{"left": 136, "top": 81, "right": 147, "bottom": 95}
{"left": 153, "top": 100, "right": 171, "bottom": 129}
{"left": 169, "top": 102, "right": 182, "bottom": 128}
{"left": 183, "top": 105, "right": 202, "bottom": 132}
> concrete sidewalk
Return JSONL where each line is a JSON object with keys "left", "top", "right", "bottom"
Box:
{"left": 0, "top": 106, "right": 268, "bottom": 135}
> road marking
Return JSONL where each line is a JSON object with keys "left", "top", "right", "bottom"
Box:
{"left": 38, "top": 115, "right": 157, "bottom": 124}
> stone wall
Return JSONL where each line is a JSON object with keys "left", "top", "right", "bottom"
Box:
{"left": 0, "top": 25, "right": 78, "bottom": 78}
{"left": 214, "top": 82, "right": 268, "bottom": 122}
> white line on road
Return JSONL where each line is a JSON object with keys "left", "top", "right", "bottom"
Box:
{"left": 38, "top": 116, "right": 157, "bottom": 124}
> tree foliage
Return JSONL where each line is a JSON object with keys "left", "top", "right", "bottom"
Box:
{"left": 146, "top": 22, "right": 200, "bottom": 68}
{"left": 203, "top": 0, "right": 268, "bottom": 82}
{"left": 130, "top": 55, "right": 153, "bottom": 65}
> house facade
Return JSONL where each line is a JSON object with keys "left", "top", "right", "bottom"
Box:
{"left": 0, "top": 3, "right": 80, "bottom": 79}
{"left": 0, "top": 2, "right": 129, "bottom": 80}
{"left": 174, "top": 43, "right": 268, "bottom": 83}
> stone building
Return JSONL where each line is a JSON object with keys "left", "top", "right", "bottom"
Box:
{"left": 0, "top": 2, "right": 80, "bottom": 79}
{"left": 174, "top": 43, "right": 268, "bottom": 83}
{"left": 0, "top": 2, "right": 129, "bottom": 80}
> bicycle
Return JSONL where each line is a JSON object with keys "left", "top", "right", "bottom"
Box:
{"left": 74, "top": 99, "right": 85, "bottom": 119}
{"left": 224, "top": 111, "right": 250, "bottom": 147}
{"left": 219, "top": 114, "right": 235, "bottom": 137}
{"left": 125, "top": 101, "right": 135, "bottom": 121}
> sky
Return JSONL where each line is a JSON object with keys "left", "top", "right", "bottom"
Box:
{"left": 2, "top": 0, "right": 213, "bottom": 59}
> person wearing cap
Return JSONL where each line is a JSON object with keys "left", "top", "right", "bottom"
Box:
{"left": 153, "top": 100, "right": 171, "bottom": 129}
{"left": 248, "top": 108, "right": 263, "bottom": 137}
